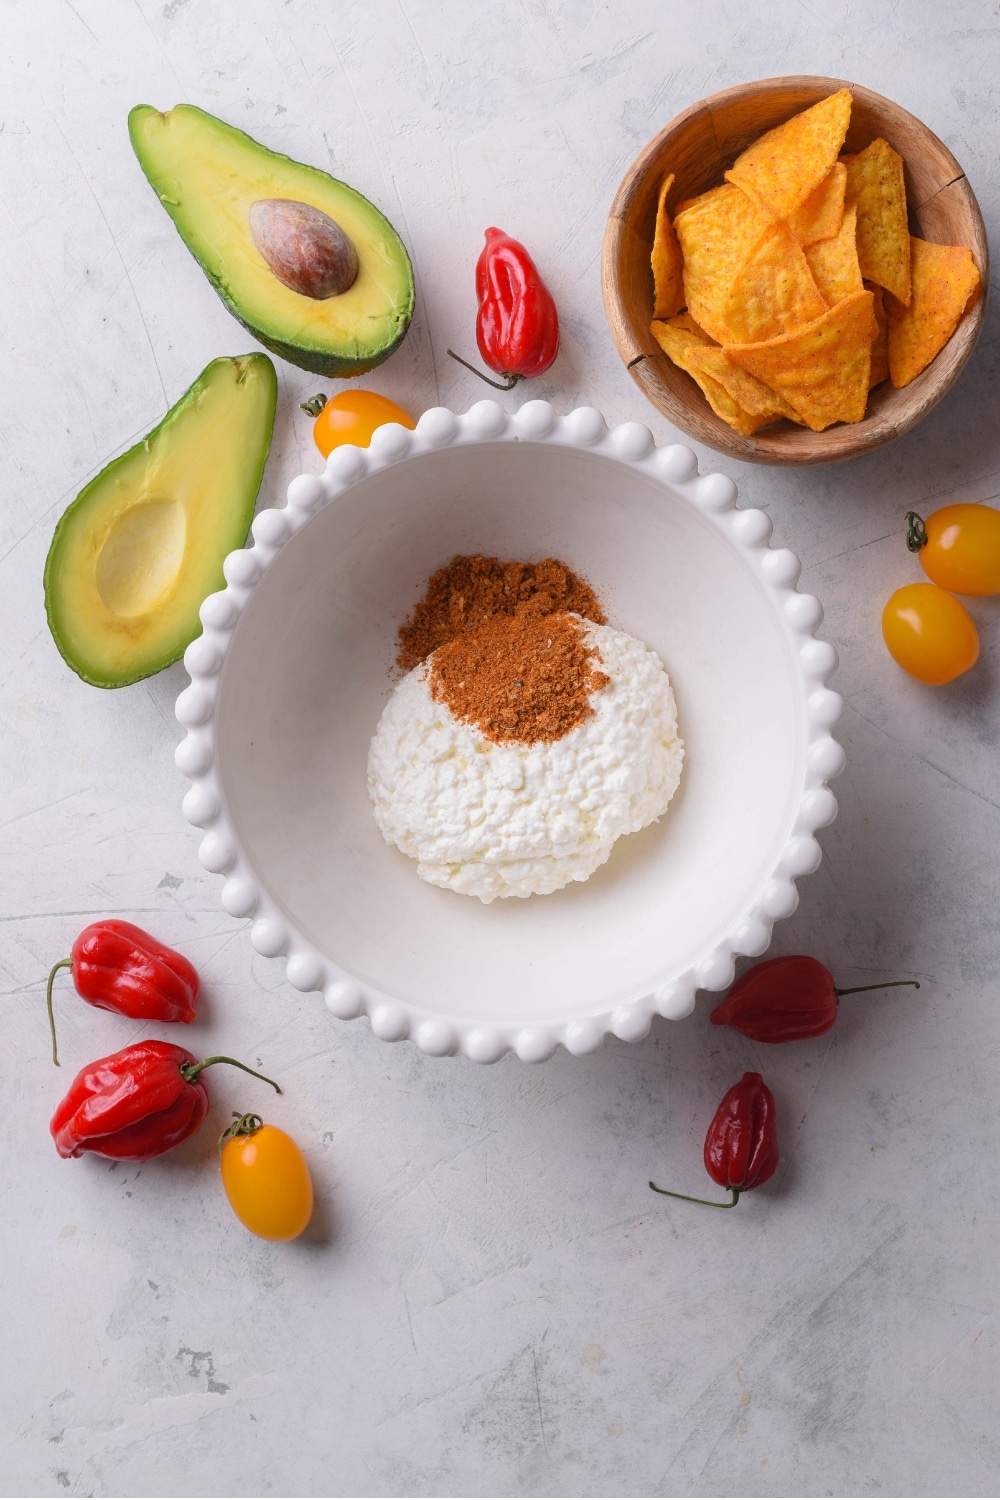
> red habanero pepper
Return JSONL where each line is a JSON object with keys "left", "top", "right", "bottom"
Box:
{"left": 709, "top": 955, "right": 920, "bottom": 1043}
{"left": 46, "top": 921, "right": 200, "bottom": 1066}
{"left": 447, "top": 227, "right": 559, "bottom": 390}
{"left": 50, "top": 1040, "right": 280, "bottom": 1163}
{"left": 650, "top": 1072, "right": 779, "bottom": 1209}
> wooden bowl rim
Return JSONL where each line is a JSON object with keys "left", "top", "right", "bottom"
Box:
{"left": 602, "top": 75, "right": 989, "bottom": 466}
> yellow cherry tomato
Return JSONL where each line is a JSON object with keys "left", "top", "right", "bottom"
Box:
{"left": 907, "top": 504, "right": 1000, "bottom": 595}
{"left": 311, "top": 389, "right": 415, "bottom": 457}
{"left": 220, "top": 1115, "right": 313, "bottom": 1241}
{"left": 881, "top": 582, "right": 979, "bottom": 685}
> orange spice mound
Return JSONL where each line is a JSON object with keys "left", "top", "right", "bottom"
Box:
{"left": 428, "top": 611, "right": 611, "bottom": 745}
{"left": 395, "top": 554, "right": 607, "bottom": 674}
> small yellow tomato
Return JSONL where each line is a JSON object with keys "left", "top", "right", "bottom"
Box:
{"left": 310, "top": 389, "right": 415, "bottom": 457}
{"left": 220, "top": 1115, "right": 313, "bottom": 1241}
{"left": 907, "top": 504, "right": 1000, "bottom": 595}
{"left": 881, "top": 582, "right": 979, "bottom": 685}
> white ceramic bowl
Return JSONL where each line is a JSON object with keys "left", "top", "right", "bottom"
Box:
{"left": 176, "top": 400, "right": 844, "bottom": 1063}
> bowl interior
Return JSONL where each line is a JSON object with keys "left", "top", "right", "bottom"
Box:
{"left": 216, "top": 442, "right": 804, "bottom": 1026}
{"left": 603, "top": 75, "right": 988, "bottom": 465}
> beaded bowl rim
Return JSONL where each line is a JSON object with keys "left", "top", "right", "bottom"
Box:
{"left": 175, "top": 398, "right": 844, "bottom": 1064}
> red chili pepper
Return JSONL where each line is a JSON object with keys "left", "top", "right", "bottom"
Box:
{"left": 709, "top": 955, "right": 920, "bottom": 1043}
{"left": 46, "top": 921, "right": 200, "bottom": 1066}
{"left": 50, "top": 1040, "right": 280, "bottom": 1163}
{"left": 650, "top": 1072, "right": 779, "bottom": 1208}
{"left": 447, "top": 227, "right": 559, "bottom": 391}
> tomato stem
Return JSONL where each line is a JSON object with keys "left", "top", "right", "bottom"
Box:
{"left": 906, "top": 511, "right": 928, "bottom": 552}
{"left": 446, "top": 349, "right": 523, "bottom": 391}
{"left": 219, "top": 1110, "right": 264, "bottom": 1151}
{"left": 836, "top": 979, "right": 920, "bottom": 998}
{"left": 179, "top": 1056, "right": 281, "bottom": 1092}
{"left": 300, "top": 393, "right": 328, "bottom": 418}
{"left": 46, "top": 959, "right": 72, "bottom": 1066}
{"left": 649, "top": 1181, "right": 740, "bottom": 1208}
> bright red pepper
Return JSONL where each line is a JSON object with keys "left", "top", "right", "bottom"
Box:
{"left": 709, "top": 955, "right": 919, "bottom": 1043}
{"left": 46, "top": 921, "right": 200, "bottom": 1066}
{"left": 448, "top": 227, "right": 559, "bottom": 390}
{"left": 650, "top": 1072, "right": 779, "bottom": 1208}
{"left": 50, "top": 1041, "right": 280, "bottom": 1163}
{"left": 703, "top": 1072, "right": 779, "bottom": 1203}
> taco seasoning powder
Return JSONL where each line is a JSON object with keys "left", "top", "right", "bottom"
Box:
{"left": 395, "top": 553, "right": 608, "bottom": 744}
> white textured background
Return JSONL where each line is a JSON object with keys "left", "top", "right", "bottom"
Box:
{"left": 2, "top": 2, "right": 999, "bottom": 1496}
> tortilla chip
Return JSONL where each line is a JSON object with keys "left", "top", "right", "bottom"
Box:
{"left": 725, "top": 88, "right": 853, "bottom": 220}
{"left": 868, "top": 282, "right": 889, "bottom": 388}
{"left": 788, "top": 163, "right": 847, "bottom": 246}
{"left": 805, "top": 201, "right": 864, "bottom": 306}
{"left": 846, "top": 138, "right": 911, "bottom": 304}
{"left": 649, "top": 311, "right": 716, "bottom": 361}
{"left": 673, "top": 183, "right": 732, "bottom": 219}
{"left": 651, "top": 173, "right": 685, "bottom": 319}
{"left": 723, "top": 290, "right": 875, "bottom": 430}
{"left": 684, "top": 344, "right": 803, "bottom": 423}
{"left": 887, "top": 238, "right": 980, "bottom": 388}
{"left": 674, "top": 184, "right": 774, "bottom": 342}
{"left": 650, "top": 317, "right": 769, "bottom": 435}
{"left": 718, "top": 220, "right": 829, "bottom": 343}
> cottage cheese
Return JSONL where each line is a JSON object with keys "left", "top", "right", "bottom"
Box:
{"left": 367, "top": 619, "right": 683, "bottom": 902}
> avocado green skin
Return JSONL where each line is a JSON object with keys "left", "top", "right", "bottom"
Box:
{"left": 241, "top": 317, "right": 412, "bottom": 379}
{"left": 128, "top": 104, "right": 415, "bottom": 377}
{"left": 44, "top": 354, "right": 277, "bottom": 689}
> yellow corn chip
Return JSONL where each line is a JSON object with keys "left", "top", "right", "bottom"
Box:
{"left": 651, "top": 173, "right": 685, "bottom": 319}
{"left": 674, "top": 184, "right": 774, "bottom": 342}
{"left": 725, "top": 88, "right": 853, "bottom": 220}
{"left": 868, "top": 282, "right": 889, "bottom": 388}
{"left": 673, "top": 183, "right": 732, "bottom": 219}
{"left": 649, "top": 312, "right": 716, "bottom": 361}
{"left": 724, "top": 290, "right": 875, "bottom": 430}
{"left": 887, "top": 237, "right": 980, "bottom": 388}
{"left": 805, "top": 202, "right": 863, "bottom": 306}
{"left": 684, "top": 344, "right": 803, "bottom": 423}
{"left": 846, "top": 138, "right": 911, "bottom": 304}
{"left": 718, "top": 220, "right": 829, "bottom": 343}
{"left": 650, "top": 318, "right": 769, "bottom": 435}
{"left": 788, "top": 163, "right": 848, "bottom": 246}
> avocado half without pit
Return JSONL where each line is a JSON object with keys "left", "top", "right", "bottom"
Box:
{"left": 44, "top": 354, "right": 277, "bottom": 688}
{"left": 128, "top": 104, "right": 415, "bottom": 377}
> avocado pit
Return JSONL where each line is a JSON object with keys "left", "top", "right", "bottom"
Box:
{"left": 249, "top": 198, "right": 359, "bottom": 299}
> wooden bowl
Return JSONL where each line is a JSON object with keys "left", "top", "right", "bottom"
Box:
{"left": 602, "top": 76, "right": 989, "bottom": 465}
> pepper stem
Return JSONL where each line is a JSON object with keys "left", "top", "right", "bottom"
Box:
{"left": 906, "top": 511, "right": 928, "bottom": 552}
{"left": 179, "top": 1056, "right": 281, "bottom": 1093}
{"left": 219, "top": 1110, "right": 264, "bottom": 1151}
{"left": 300, "top": 393, "right": 328, "bottom": 418}
{"left": 46, "top": 959, "right": 72, "bottom": 1066}
{"left": 446, "top": 349, "right": 523, "bottom": 391}
{"left": 836, "top": 979, "right": 920, "bottom": 998}
{"left": 649, "top": 1181, "right": 740, "bottom": 1208}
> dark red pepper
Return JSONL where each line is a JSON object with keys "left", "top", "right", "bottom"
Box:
{"left": 650, "top": 1072, "right": 779, "bottom": 1208}
{"left": 46, "top": 921, "right": 200, "bottom": 1065}
{"left": 447, "top": 227, "right": 559, "bottom": 390}
{"left": 50, "top": 1040, "right": 280, "bottom": 1163}
{"left": 709, "top": 955, "right": 919, "bottom": 1043}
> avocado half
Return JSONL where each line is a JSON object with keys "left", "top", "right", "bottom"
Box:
{"left": 45, "top": 354, "right": 277, "bottom": 688}
{"left": 128, "top": 104, "right": 415, "bottom": 377}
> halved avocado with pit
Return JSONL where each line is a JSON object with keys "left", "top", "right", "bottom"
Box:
{"left": 44, "top": 354, "right": 277, "bottom": 688}
{"left": 128, "top": 104, "right": 415, "bottom": 377}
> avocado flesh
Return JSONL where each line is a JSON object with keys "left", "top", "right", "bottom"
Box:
{"left": 45, "top": 354, "right": 277, "bottom": 688}
{"left": 129, "top": 105, "right": 415, "bottom": 377}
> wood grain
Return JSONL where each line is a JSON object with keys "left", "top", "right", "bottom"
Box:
{"left": 602, "top": 76, "right": 989, "bottom": 466}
